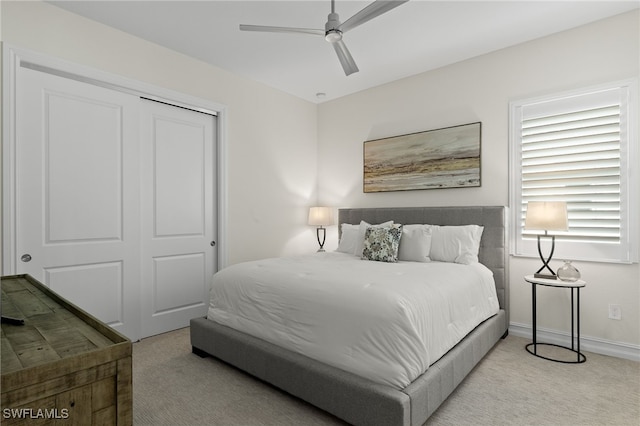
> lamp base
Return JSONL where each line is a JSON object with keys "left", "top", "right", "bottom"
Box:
{"left": 316, "top": 227, "right": 327, "bottom": 253}
{"left": 534, "top": 234, "right": 558, "bottom": 280}
{"left": 534, "top": 272, "right": 557, "bottom": 280}
{"left": 317, "top": 248, "right": 326, "bottom": 253}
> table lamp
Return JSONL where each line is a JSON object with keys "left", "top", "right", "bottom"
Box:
{"left": 308, "top": 207, "right": 334, "bottom": 252}
{"left": 524, "top": 201, "right": 568, "bottom": 279}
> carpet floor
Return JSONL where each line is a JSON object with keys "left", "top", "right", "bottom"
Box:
{"left": 133, "top": 327, "right": 639, "bottom": 426}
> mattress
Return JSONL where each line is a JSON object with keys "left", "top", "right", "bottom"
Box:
{"left": 206, "top": 252, "right": 499, "bottom": 389}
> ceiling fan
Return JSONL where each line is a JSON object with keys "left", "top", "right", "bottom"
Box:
{"left": 239, "top": 0, "right": 409, "bottom": 76}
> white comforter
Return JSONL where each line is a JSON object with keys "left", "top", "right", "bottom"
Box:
{"left": 207, "top": 252, "right": 499, "bottom": 389}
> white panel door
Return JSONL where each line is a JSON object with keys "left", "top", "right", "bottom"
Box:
{"left": 15, "top": 67, "right": 141, "bottom": 340}
{"left": 140, "top": 99, "right": 216, "bottom": 338}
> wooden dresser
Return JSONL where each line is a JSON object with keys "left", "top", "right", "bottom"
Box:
{"left": 1, "top": 274, "right": 132, "bottom": 425}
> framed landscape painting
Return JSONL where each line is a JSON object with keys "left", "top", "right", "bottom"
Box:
{"left": 363, "top": 122, "right": 481, "bottom": 193}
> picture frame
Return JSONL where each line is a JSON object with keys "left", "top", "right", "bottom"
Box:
{"left": 363, "top": 122, "right": 481, "bottom": 193}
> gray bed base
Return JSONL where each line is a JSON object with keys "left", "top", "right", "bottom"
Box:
{"left": 190, "top": 206, "right": 509, "bottom": 426}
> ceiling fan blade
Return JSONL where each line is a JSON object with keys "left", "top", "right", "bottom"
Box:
{"left": 339, "top": 0, "right": 409, "bottom": 33}
{"left": 332, "top": 39, "right": 359, "bottom": 76}
{"left": 239, "top": 24, "right": 324, "bottom": 36}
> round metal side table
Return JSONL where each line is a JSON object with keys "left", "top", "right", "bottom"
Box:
{"left": 524, "top": 274, "right": 587, "bottom": 364}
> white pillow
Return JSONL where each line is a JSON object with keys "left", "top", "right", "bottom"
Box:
{"left": 398, "top": 224, "right": 432, "bottom": 262}
{"left": 336, "top": 224, "right": 359, "bottom": 254}
{"left": 429, "top": 225, "right": 484, "bottom": 264}
{"left": 355, "top": 220, "right": 394, "bottom": 256}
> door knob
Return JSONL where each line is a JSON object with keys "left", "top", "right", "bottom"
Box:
{"left": 210, "top": 241, "right": 216, "bottom": 247}
{"left": 21, "top": 254, "right": 32, "bottom": 262}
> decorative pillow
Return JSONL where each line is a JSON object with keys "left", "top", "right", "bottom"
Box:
{"left": 336, "top": 224, "right": 359, "bottom": 254}
{"left": 429, "top": 225, "right": 484, "bottom": 264}
{"left": 398, "top": 224, "right": 432, "bottom": 262}
{"left": 353, "top": 220, "right": 393, "bottom": 256}
{"left": 362, "top": 225, "right": 403, "bottom": 263}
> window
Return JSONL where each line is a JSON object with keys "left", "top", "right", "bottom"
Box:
{"left": 510, "top": 80, "right": 638, "bottom": 263}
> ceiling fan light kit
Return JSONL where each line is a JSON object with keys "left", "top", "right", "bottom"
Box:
{"left": 325, "top": 30, "right": 343, "bottom": 43}
{"left": 239, "top": 0, "right": 408, "bottom": 76}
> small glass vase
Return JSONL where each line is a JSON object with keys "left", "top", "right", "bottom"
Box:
{"left": 557, "top": 260, "right": 580, "bottom": 282}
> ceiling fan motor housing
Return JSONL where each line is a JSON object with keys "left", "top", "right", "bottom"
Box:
{"left": 325, "top": 12, "right": 343, "bottom": 42}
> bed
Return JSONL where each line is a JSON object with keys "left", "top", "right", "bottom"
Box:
{"left": 190, "top": 206, "right": 509, "bottom": 426}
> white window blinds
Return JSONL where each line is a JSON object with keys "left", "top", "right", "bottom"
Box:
{"left": 510, "top": 81, "right": 638, "bottom": 263}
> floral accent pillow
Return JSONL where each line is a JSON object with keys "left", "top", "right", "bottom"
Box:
{"left": 362, "top": 224, "right": 403, "bottom": 263}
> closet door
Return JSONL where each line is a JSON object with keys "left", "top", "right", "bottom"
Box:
{"left": 15, "top": 67, "right": 141, "bottom": 340}
{"left": 140, "top": 99, "right": 217, "bottom": 338}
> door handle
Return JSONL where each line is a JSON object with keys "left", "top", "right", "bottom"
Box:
{"left": 21, "top": 254, "right": 32, "bottom": 262}
{"left": 210, "top": 241, "right": 216, "bottom": 247}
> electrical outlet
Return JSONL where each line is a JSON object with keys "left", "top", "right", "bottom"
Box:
{"left": 608, "top": 304, "right": 622, "bottom": 320}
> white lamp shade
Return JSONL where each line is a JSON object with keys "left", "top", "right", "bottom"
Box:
{"left": 524, "top": 201, "right": 568, "bottom": 231}
{"left": 308, "top": 207, "right": 334, "bottom": 226}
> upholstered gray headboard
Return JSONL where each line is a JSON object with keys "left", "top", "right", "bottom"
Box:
{"left": 338, "top": 206, "right": 509, "bottom": 322}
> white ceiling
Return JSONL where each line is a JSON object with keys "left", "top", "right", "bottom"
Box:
{"left": 48, "top": 0, "right": 638, "bottom": 103}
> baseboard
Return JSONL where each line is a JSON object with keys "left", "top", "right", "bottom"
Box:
{"left": 509, "top": 322, "right": 640, "bottom": 362}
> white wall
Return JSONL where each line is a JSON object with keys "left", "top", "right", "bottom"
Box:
{"left": 317, "top": 11, "right": 640, "bottom": 350}
{"left": 1, "top": 1, "right": 320, "bottom": 266}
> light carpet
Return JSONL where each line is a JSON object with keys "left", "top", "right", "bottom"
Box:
{"left": 133, "top": 327, "right": 639, "bottom": 426}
